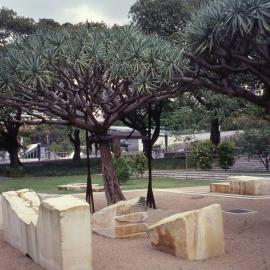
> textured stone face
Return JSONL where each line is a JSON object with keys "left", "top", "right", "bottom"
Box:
{"left": 147, "top": 204, "right": 224, "bottom": 260}
{"left": 210, "top": 176, "right": 270, "bottom": 195}
{"left": 1, "top": 189, "right": 92, "bottom": 270}
{"left": 92, "top": 197, "right": 148, "bottom": 239}
{"left": 210, "top": 182, "right": 230, "bottom": 193}
{"left": 58, "top": 183, "right": 105, "bottom": 192}
{"left": 228, "top": 176, "right": 270, "bottom": 195}
{"left": 0, "top": 196, "right": 3, "bottom": 230}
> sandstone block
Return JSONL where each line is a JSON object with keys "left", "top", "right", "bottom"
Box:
{"left": 92, "top": 197, "right": 148, "bottom": 239}
{"left": 228, "top": 176, "right": 270, "bottom": 195}
{"left": 58, "top": 183, "right": 104, "bottom": 192}
{"left": 1, "top": 189, "right": 92, "bottom": 270}
{"left": 210, "top": 182, "right": 230, "bottom": 193}
{"left": 2, "top": 190, "right": 38, "bottom": 256}
{"left": 37, "top": 196, "right": 92, "bottom": 270}
{"left": 147, "top": 204, "right": 224, "bottom": 260}
{"left": 0, "top": 196, "right": 3, "bottom": 230}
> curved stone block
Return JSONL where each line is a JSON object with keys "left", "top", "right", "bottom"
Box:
{"left": 92, "top": 197, "right": 148, "bottom": 239}
{"left": 1, "top": 189, "right": 92, "bottom": 270}
{"left": 147, "top": 204, "right": 224, "bottom": 260}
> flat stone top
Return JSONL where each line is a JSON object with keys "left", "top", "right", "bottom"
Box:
{"left": 42, "top": 195, "right": 89, "bottom": 211}
{"left": 101, "top": 197, "right": 145, "bottom": 211}
{"left": 2, "top": 189, "right": 39, "bottom": 225}
{"left": 228, "top": 176, "right": 270, "bottom": 182}
{"left": 148, "top": 204, "right": 221, "bottom": 229}
{"left": 211, "top": 182, "right": 230, "bottom": 186}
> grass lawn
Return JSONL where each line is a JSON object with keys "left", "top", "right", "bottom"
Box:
{"left": 0, "top": 175, "right": 213, "bottom": 194}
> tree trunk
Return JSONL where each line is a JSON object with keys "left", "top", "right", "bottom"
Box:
{"left": 73, "top": 130, "right": 81, "bottom": 162}
{"left": 8, "top": 144, "right": 20, "bottom": 168}
{"left": 0, "top": 110, "right": 22, "bottom": 169}
{"left": 266, "top": 158, "right": 269, "bottom": 171}
{"left": 210, "top": 118, "right": 220, "bottom": 146}
{"left": 68, "top": 129, "right": 81, "bottom": 162}
{"left": 142, "top": 138, "right": 150, "bottom": 158}
{"left": 99, "top": 139, "right": 125, "bottom": 204}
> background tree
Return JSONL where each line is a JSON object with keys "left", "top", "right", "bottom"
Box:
{"left": 0, "top": 7, "right": 35, "bottom": 168}
{"left": 160, "top": 92, "right": 246, "bottom": 146}
{"left": 0, "top": 7, "right": 35, "bottom": 44}
{"left": 121, "top": 102, "right": 163, "bottom": 157}
{"left": 68, "top": 128, "right": 81, "bottom": 162}
{"left": 0, "top": 26, "right": 184, "bottom": 204}
{"left": 129, "top": 0, "right": 241, "bottom": 148}
{"left": 127, "top": 0, "right": 200, "bottom": 154}
{"left": 191, "top": 91, "right": 246, "bottom": 145}
{"left": 184, "top": 0, "right": 270, "bottom": 110}
{"left": 239, "top": 126, "right": 270, "bottom": 171}
{"left": 0, "top": 108, "right": 22, "bottom": 168}
{"left": 130, "top": 0, "right": 201, "bottom": 38}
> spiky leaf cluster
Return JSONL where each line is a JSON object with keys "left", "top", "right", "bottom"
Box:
{"left": 185, "top": 0, "right": 270, "bottom": 53}
{"left": 0, "top": 26, "right": 186, "bottom": 132}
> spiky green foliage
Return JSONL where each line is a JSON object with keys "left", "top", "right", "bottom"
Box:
{"left": 0, "top": 26, "right": 185, "bottom": 132}
{"left": 186, "top": 0, "right": 270, "bottom": 53}
{"left": 184, "top": 0, "right": 270, "bottom": 110}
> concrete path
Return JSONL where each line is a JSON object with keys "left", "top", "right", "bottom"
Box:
{"left": 144, "top": 170, "right": 270, "bottom": 181}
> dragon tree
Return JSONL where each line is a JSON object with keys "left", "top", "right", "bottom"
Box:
{"left": 184, "top": 0, "right": 270, "bottom": 110}
{"left": 0, "top": 26, "right": 184, "bottom": 204}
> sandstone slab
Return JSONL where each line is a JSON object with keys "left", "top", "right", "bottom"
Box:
{"left": 210, "top": 182, "right": 230, "bottom": 193}
{"left": 228, "top": 176, "right": 270, "bottom": 195}
{"left": 58, "top": 183, "right": 105, "bottom": 192}
{"left": 1, "top": 189, "right": 92, "bottom": 270}
{"left": 0, "top": 196, "right": 3, "bottom": 230}
{"left": 92, "top": 197, "right": 148, "bottom": 239}
{"left": 147, "top": 204, "right": 224, "bottom": 260}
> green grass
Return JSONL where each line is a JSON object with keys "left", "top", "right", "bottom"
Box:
{"left": 0, "top": 158, "right": 195, "bottom": 178}
{"left": 0, "top": 175, "right": 212, "bottom": 194}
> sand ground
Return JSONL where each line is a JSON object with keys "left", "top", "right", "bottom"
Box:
{"left": 1, "top": 187, "right": 270, "bottom": 270}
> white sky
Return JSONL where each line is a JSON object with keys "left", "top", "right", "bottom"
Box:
{"left": 1, "top": 0, "right": 137, "bottom": 25}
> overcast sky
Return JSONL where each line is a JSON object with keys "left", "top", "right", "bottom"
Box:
{"left": 1, "top": 0, "right": 137, "bottom": 25}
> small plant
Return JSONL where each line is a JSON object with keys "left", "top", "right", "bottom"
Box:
{"left": 217, "top": 141, "right": 235, "bottom": 170}
{"left": 2, "top": 166, "right": 25, "bottom": 178}
{"left": 189, "top": 141, "right": 214, "bottom": 170}
{"left": 128, "top": 152, "right": 147, "bottom": 178}
{"left": 112, "top": 157, "right": 130, "bottom": 183}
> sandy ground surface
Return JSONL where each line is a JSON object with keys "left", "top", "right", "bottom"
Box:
{"left": 1, "top": 187, "right": 270, "bottom": 270}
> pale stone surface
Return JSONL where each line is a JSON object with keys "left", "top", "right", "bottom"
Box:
{"left": 210, "top": 182, "right": 230, "bottom": 193}
{"left": 0, "top": 196, "right": 3, "bottom": 230}
{"left": 147, "top": 204, "right": 224, "bottom": 261}
{"left": 37, "top": 196, "right": 92, "bottom": 270}
{"left": 58, "top": 183, "right": 105, "bottom": 192}
{"left": 209, "top": 176, "right": 270, "bottom": 195}
{"left": 92, "top": 197, "right": 148, "bottom": 239}
{"left": 2, "top": 189, "right": 38, "bottom": 256}
{"left": 228, "top": 176, "right": 270, "bottom": 195}
{"left": 2, "top": 189, "right": 92, "bottom": 270}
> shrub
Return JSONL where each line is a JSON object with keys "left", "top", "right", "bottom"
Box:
{"left": 217, "top": 141, "right": 235, "bottom": 170}
{"left": 239, "top": 127, "right": 270, "bottom": 171}
{"left": 189, "top": 141, "right": 214, "bottom": 170}
{"left": 128, "top": 152, "right": 147, "bottom": 178}
{"left": 112, "top": 157, "right": 130, "bottom": 183}
{"left": 1, "top": 166, "right": 26, "bottom": 178}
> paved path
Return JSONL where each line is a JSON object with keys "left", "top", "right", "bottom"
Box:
{"left": 144, "top": 170, "right": 270, "bottom": 181}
